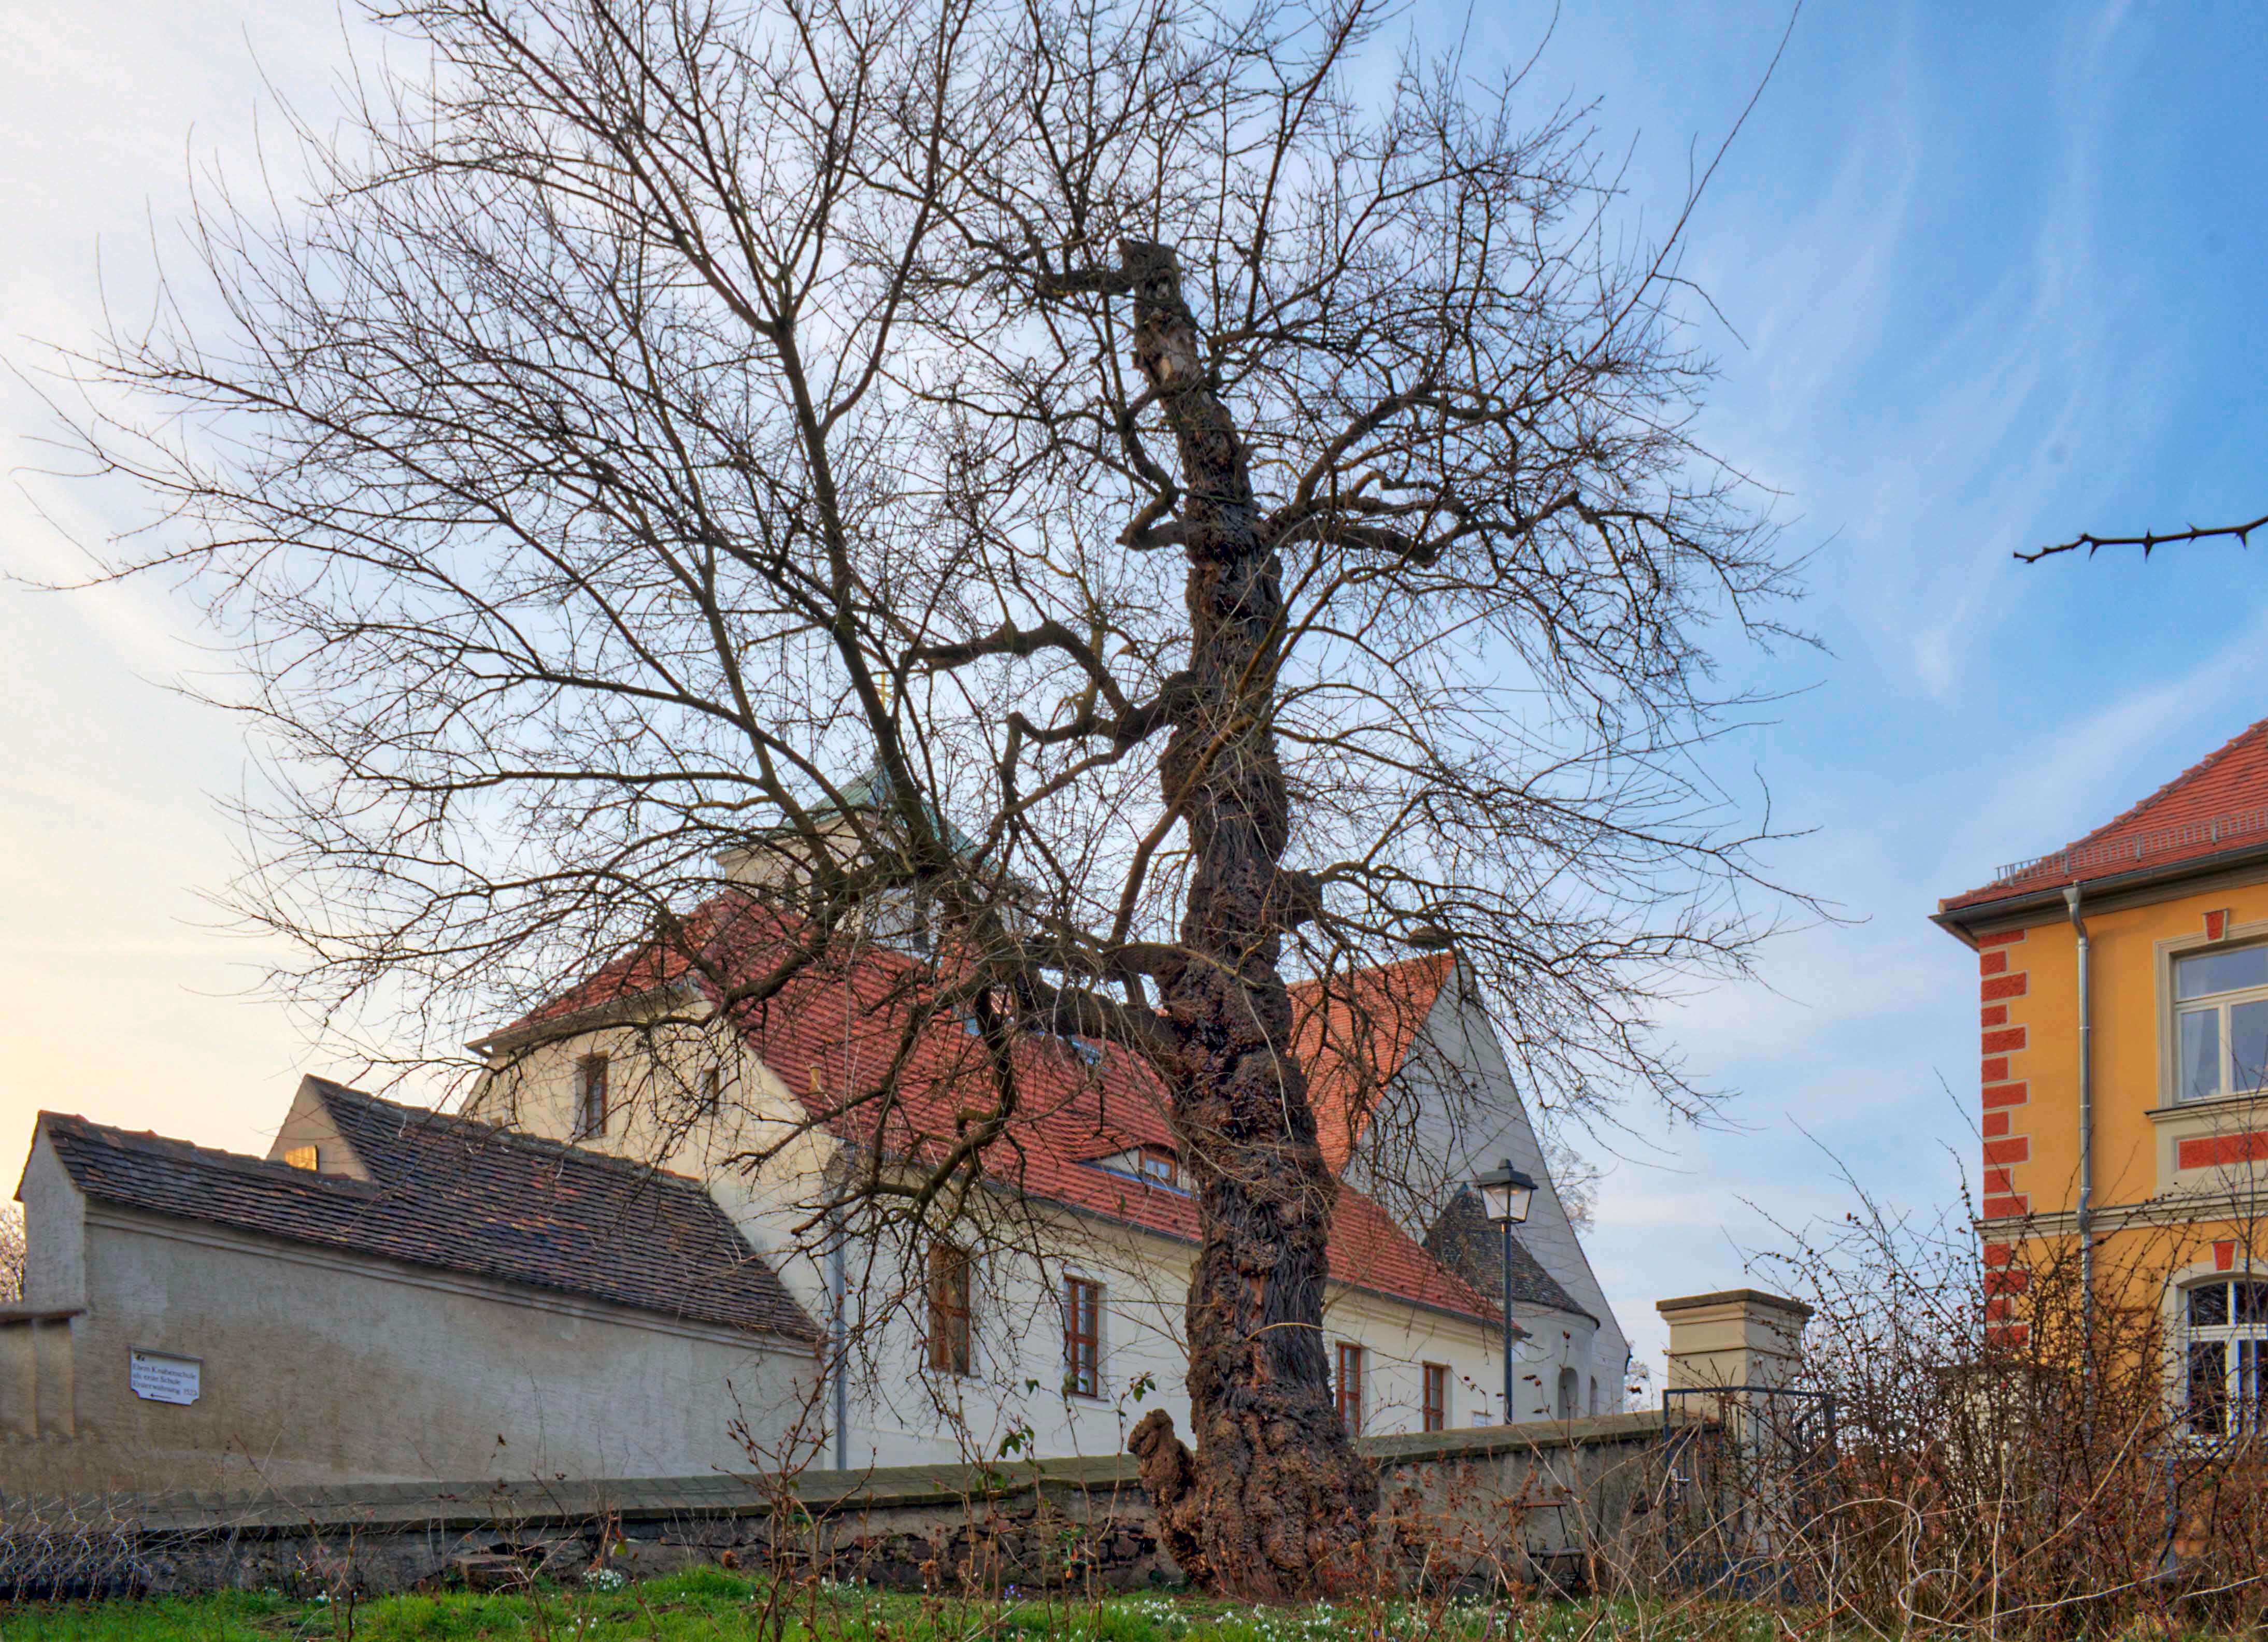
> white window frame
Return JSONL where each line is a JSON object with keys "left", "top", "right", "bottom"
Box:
{"left": 2173, "top": 941, "right": 2268, "bottom": 1104}
{"left": 1334, "top": 1341, "right": 1365, "bottom": 1435}
{"left": 2179, "top": 1275, "right": 2268, "bottom": 1439}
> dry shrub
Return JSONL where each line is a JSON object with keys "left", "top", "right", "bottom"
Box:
{"left": 1, "top": 1201, "right": 23, "bottom": 1303}
{"left": 1747, "top": 1178, "right": 2268, "bottom": 1639}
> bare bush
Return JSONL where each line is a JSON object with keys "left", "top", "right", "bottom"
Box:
{"left": 0, "top": 1201, "right": 23, "bottom": 1303}
{"left": 1742, "top": 1180, "right": 2268, "bottom": 1639}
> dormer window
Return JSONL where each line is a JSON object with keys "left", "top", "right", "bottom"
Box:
{"left": 1092, "top": 1144, "right": 1188, "bottom": 1193}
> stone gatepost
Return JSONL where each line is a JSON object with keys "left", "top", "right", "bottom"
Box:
{"left": 1656, "top": 1289, "right": 1811, "bottom": 1391}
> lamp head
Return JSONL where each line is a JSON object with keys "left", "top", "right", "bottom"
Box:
{"left": 1472, "top": 1159, "right": 1537, "bottom": 1226}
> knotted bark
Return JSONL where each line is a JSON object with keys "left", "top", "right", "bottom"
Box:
{"left": 1102, "top": 240, "right": 1378, "bottom": 1598}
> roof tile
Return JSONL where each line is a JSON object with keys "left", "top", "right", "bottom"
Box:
{"left": 40, "top": 1082, "right": 818, "bottom": 1340}
{"left": 1943, "top": 716, "right": 2268, "bottom": 913}
{"left": 1289, "top": 954, "right": 1456, "bottom": 1173}
{"left": 732, "top": 930, "right": 1496, "bottom": 1322}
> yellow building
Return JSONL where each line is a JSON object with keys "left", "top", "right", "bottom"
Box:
{"left": 1936, "top": 718, "right": 2268, "bottom": 1435}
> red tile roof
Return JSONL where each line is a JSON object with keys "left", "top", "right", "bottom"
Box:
{"left": 1289, "top": 954, "right": 1455, "bottom": 1172}
{"left": 1942, "top": 716, "right": 2268, "bottom": 915}
{"left": 498, "top": 898, "right": 1500, "bottom": 1324}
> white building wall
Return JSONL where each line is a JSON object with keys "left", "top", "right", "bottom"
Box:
{"left": 471, "top": 998, "right": 1621, "bottom": 1465}
{"left": 809, "top": 1203, "right": 1594, "bottom": 1468}
{"left": 9, "top": 1134, "right": 818, "bottom": 1493}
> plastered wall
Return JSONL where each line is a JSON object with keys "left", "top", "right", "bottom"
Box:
{"left": 8, "top": 1142, "right": 817, "bottom": 1495}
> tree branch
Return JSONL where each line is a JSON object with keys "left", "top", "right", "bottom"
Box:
{"left": 2016, "top": 512, "right": 2268, "bottom": 563}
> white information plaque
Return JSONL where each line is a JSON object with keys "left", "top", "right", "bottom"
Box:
{"left": 129, "top": 1350, "right": 202, "bottom": 1406}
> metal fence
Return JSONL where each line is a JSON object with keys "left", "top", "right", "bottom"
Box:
{"left": 1657, "top": 1384, "right": 1837, "bottom": 1599}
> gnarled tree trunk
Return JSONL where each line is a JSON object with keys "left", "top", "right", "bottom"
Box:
{"left": 1111, "top": 240, "right": 1378, "bottom": 1598}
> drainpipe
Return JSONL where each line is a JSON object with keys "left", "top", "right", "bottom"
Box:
{"left": 830, "top": 1217, "right": 850, "bottom": 1470}
{"left": 2065, "top": 885, "right": 2094, "bottom": 1346}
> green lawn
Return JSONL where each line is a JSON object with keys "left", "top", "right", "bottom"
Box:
{"left": 0, "top": 1575, "right": 1787, "bottom": 1642}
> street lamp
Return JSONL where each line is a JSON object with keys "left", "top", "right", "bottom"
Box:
{"left": 1471, "top": 1158, "right": 1537, "bottom": 1425}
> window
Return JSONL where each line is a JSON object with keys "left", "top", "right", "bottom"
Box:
{"left": 1335, "top": 1343, "right": 1364, "bottom": 1435}
{"left": 1421, "top": 1363, "right": 1448, "bottom": 1432}
{"left": 1064, "top": 1277, "right": 1102, "bottom": 1397}
{"left": 282, "top": 1145, "right": 320, "bottom": 1172}
{"left": 702, "top": 1065, "right": 723, "bottom": 1113}
{"left": 928, "top": 1245, "right": 973, "bottom": 1376}
{"left": 1093, "top": 1145, "right": 1190, "bottom": 1193}
{"left": 1556, "top": 1366, "right": 1579, "bottom": 1421}
{"left": 2184, "top": 1278, "right": 2268, "bottom": 1438}
{"left": 2175, "top": 945, "right": 2268, "bottom": 1102}
{"left": 574, "top": 1054, "right": 610, "bottom": 1137}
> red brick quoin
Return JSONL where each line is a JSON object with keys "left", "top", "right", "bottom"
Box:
{"left": 1977, "top": 930, "right": 2031, "bottom": 1219}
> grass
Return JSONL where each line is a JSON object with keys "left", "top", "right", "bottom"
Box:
{"left": 0, "top": 1575, "right": 1791, "bottom": 1642}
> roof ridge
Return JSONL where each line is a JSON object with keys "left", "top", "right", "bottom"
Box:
{"left": 1943, "top": 713, "right": 2268, "bottom": 912}
{"left": 39, "top": 1111, "right": 380, "bottom": 1195}
{"left": 310, "top": 1079, "right": 708, "bottom": 1189}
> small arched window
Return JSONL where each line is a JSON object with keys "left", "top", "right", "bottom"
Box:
{"left": 2181, "top": 1277, "right": 2267, "bottom": 1437}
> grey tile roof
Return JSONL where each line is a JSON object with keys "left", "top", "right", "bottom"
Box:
{"left": 1423, "top": 1187, "right": 1593, "bottom": 1324}
{"left": 39, "top": 1079, "right": 819, "bottom": 1342}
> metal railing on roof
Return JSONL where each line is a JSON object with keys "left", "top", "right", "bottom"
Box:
{"left": 1991, "top": 805, "right": 2268, "bottom": 887}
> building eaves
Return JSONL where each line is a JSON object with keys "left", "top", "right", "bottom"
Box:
{"left": 1932, "top": 837, "right": 2268, "bottom": 945}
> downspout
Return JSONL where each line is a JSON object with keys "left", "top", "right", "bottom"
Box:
{"left": 2065, "top": 885, "right": 2094, "bottom": 1346}
{"left": 830, "top": 1217, "right": 850, "bottom": 1470}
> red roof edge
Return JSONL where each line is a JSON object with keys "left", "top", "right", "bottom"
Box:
{"left": 1939, "top": 715, "right": 2268, "bottom": 916}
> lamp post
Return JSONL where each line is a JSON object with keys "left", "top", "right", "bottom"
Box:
{"left": 1471, "top": 1159, "right": 1537, "bottom": 1425}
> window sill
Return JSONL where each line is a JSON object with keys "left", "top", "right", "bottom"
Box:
{"left": 2147, "top": 1088, "right": 2268, "bottom": 1123}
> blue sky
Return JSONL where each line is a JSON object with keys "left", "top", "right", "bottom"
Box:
{"left": 4, "top": 0, "right": 2264, "bottom": 1375}
{"left": 1497, "top": 0, "right": 2268, "bottom": 1366}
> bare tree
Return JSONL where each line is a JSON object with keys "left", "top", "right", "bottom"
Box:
{"left": 0, "top": 1203, "right": 22, "bottom": 1304}
{"left": 44, "top": 0, "right": 1804, "bottom": 1595}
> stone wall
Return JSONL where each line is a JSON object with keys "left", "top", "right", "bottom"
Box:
{"left": 0, "top": 1412, "right": 1687, "bottom": 1600}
